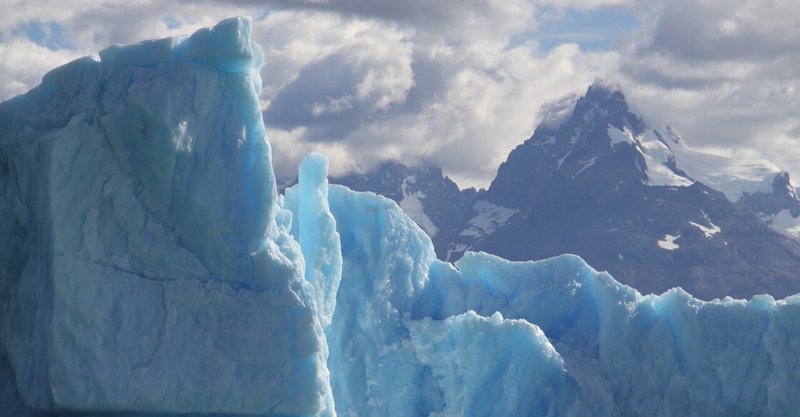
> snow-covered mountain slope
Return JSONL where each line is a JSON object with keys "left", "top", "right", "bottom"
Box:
{"left": 606, "top": 120, "right": 788, "bottom": 200}
{"left": 487, "top": 85, "right": 800, "bottom": 213}
{"left": 474, "top": 86, "right": 800, "bottom": 299}
{"left": 600, "top": 108, "right": 800, "bottom": 238}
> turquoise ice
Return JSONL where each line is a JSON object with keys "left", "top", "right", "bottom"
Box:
{"left": 0, "top": 17, "right": 328, "bottom": 415}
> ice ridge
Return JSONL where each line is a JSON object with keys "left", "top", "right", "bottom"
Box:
{"left": 307, "top": 181, "right": 800, "bottom": 417}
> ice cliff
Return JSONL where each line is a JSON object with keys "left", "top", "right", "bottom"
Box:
{"left": 0, "top": 17, "right": 330, "bottom": 415}
{"left": 2, "top": 17, "right": 800, "bottom": 417}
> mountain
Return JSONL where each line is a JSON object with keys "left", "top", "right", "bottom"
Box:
{"left": 343, "top": 85, "right": 800, "bottom": 300}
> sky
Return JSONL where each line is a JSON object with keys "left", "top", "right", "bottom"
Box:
{"left": 0, "top": 0, "right": 798, "bottom": 189}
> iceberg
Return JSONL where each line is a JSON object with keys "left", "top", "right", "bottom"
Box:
{"left": 2, "top": 16, "right": 800, "bottom": 417}
{"left": 0, "top": 17, "right": 330, "bottom": 415}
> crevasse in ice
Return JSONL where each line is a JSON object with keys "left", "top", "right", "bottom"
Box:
{"left": 2, "top": 17, "right": 800, "bottom": 417}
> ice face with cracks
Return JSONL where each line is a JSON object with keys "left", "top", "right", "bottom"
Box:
{"left": 0, "top": 17, "right": 329, "bottom": 415}
{"left": 3, "top": 17, "right": 800, "bottom": 417}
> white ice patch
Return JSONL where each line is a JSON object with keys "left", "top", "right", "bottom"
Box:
{"left": 766, "top": 209, "right": 800, "bottom": 240}
{"left": 608, "top": 125, "right": 693, "bottom": 188}
{"left": 670, "top": 147, "right": 779, "bottom": 202}
{"left": 532, "top": 136, "right": 556, "bottom": 147}
{"left": 607, "top": 121, "right": 789, "bottom": 200}
{"left": 572, "top": 156, "right": 598, "bottom": 179}
{"left": 639, "top": 120, "right": 784, "bottom": 202}
{"left": 642, "top": 153, "right": 694, "bottom": 187}
{"left": 689, "top": 211, "right": 721, "bottom": 238}
{"left": 399, "top": 177, "right": 439, "bottom": 237}
{"left": 556, "top": 150, "right": 572, "bottom": 169}
{"left": 608, "top": 125, "right": 635, "bottom": 147}
{"left": 445, "top": 244, "right": 469, "bottom": 262}
{"left": 689, "top": 221, "right": 720, "bottom": 238}
{"left": 459, "top": 200, "right": 519, "bottom": 239}
{"left": 172, "top": 121, "right": 193, "bottom": 152}
{"left": 658, "top": 234, "right": 680, "bottom": 250}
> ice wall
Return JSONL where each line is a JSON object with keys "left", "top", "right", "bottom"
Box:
{"left": 0, "top": 17, "right": 329, "bottom": 415}
{"left": 305, "top": 183, "right": 800, "bottom": 417}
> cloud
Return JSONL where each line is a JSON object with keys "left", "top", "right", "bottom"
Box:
{"left": 612, "top": 0, "right": 800, "bottom": 182}
{"left": 254, "top": 0, "right": 538, "bottom": 38}
{"left": 637, "top": 0, "right": 799, "bottom": 63}
{"left": 260, "top": 5, "right": 617, "bottom": 186}
{"left": 1, "top": 0, "right": 797, "bottom": 191}
{"left": 0, "top": 0, "right": 622, "bottom": 188}
{"left": 0, "top": 37, "right": 86, "bottom": 99}
{"left": 262, "top": 15, "right": 414, "bottom": 140}
{"left": 538, "top": 0, "right": 634, "bottom": 9}
{"left": 0, "top": 0, "right": 269, "bottom": 98}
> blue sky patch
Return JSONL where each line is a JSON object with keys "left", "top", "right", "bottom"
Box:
{"left": 15, "top": 20, "right": 72, "bottom": 51}
{"left": 537, "top": 6, "right": 639, "bottom": 51}
{"left": 163, "top": 16, "right": 181, "bottom": 30}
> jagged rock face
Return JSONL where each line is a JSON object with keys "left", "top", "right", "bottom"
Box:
{"left": 484, "top": 86, "right": 649, "bottom": 209}
{"left": 738, "top": 172, "right": 800, "bottom": 218}
{"left": 471, "top": 85, "right": 800, "bottom": 299}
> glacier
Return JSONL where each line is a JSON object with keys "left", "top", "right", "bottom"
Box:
{"left": 2, "top": 17, "right": 800, "bottom": 417}
{"left": 0, "top": 17, "right": 329, "bottom": 415}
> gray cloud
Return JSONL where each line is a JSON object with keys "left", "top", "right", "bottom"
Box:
{"left": 2, "top": 0, "right": 798, "bottom": 190}
{"left": 620, "top": 0, "right": 800, "bottom": 86}
{"left": 0, "top": 0, "right": 617, "bottom": 189}
{"left": 613, "top": 0, "right": 800, "bottom": 184}
{"left": 0, "top": 37, "right": 86, "bottom": 99}
{"left": 264, "top": 29, "right": 413, "bottom": 140}
{"left": 227, "top": 0, "right": 539, "bottom": 38}
{"left": 644, "top": 0, "right": 799, "bottom": 63}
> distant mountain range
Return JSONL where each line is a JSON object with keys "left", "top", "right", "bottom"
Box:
{"left": 329, "top": 85, "right": 800, "bottom": 300}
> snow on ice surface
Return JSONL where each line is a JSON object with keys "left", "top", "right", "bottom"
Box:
{"left": 4, "top": 17, "right": 800, "bottom": 417}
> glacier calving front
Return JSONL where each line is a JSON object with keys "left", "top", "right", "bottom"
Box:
{"left": 1, "top": 17, "right": 800, "bottom": 417}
